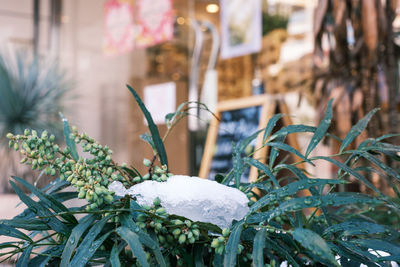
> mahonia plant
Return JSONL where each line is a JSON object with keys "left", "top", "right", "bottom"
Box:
{"left": 6, "top": 127, "right": 171, "bottom": 212}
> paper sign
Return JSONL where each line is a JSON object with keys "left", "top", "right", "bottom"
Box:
{"left": 144, "top": 82, "right": 176, "bottom": 125}
{"left": 136, "top": 0, "right": 174, "bottom": 48}
{"left": 220, "top": 0, "right": 262, "bottom": 59}
{"left": 104, "top": 0, "right": 135, "bottom": 55}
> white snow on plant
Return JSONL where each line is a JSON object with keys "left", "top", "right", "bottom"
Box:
{"left": 108, "top": 175, "right": 249, "bottom": 229}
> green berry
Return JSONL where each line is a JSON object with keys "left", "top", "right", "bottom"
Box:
{"left": 178, "top": 234, "right": 186, "bottom": 244}
{"left": 6, "top": 133, "right": 13, "bottom": 139}
{"left": 153, "top": 197, "right": 161, "bottom": 206}
{"left": 143, "top": 158, "right": 151, "bottom": 167}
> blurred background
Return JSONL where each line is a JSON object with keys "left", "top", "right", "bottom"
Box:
{"left": 0, "top": 0, "right": 399, "bottom": 220}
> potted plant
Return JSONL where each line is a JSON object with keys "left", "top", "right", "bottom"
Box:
{"left": 0, "top": 87, "right": 399, "bottom": 266}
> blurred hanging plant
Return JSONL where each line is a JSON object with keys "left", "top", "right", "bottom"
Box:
{"left": 0, "top": 88, "right": 400, "bottom": 266}
{"left": 0, "top": 51, "right": 71, "bottom": 144}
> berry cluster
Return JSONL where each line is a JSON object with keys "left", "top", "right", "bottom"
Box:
{"left": 211, "top": 228, "right": 244, "bottom": 255}
{"left": 6, "top": 128, "right": 130, "bottom": 211}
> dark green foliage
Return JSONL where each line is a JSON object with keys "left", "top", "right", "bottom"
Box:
{"left": 0, "top": 52, "right": 70, "bottom": 143}
{"left": 1, "top": 94, "right": 400, "bottom": 266}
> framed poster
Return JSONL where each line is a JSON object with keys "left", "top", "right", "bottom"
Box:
{"left": 220, "top": 0, "right": 262, "bottom": 59}
{"left": 136, "top": 0, "right": 174, "bottom": 48}
{"left": 104, "top": 0, "right": 135, "bottom": 55}
{"left": 199, "top": 95, "right": 275, "bottom": 182}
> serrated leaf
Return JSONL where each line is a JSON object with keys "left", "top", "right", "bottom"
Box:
{"left": 262, "top": 113, "right": 285, "bottom": 142}
{"left": 267, "top": 142, "right": 313, "bottom": 165}
{"left": 246, "top": 193, "right": 382, "bottom": 224}
{"left": 127, "top": 85, "right": 168, "bottom": 169}
{"left": 140, "top": 133, "right": 156, "bottom": 151}
{"left": 243, "top": 157, "right": 279, "bottom": 187}
{"left": 9, "top": 181, "right": 70, "bottom": 235}
{"left": 28, "top": 245, "right": 64, "bottom": 267}
{"left": 340, "top": 108, "right": 379, "bottom": 153}
{"left": 60, "top": 113, "right": 79, "bottom": 161}
{"left": 0, "top": 224, "right": 32, "bottom": 242}
{"left": 223, "top": 221, "right": 243, "bottom": 267}
{"left": 351, "top": 239, "right": 400, "bottom": 258}
{"left": 0, "top": 218, "right": 50, "bottom": 231}
{"left": 16, "top": 244, "right": 33, "bottom": 267}
{"left": 119, "top": 213, "right": 166, "bottom": 267}
{"left": 306, "top": 99, "right": 333, "bottom": 157}
{"left": 252, "top": 229, "right": 265, "bottom": 267}
{"left": 238, "top": 129, "right": 263, "bottom": 151}
{"left": 232, "top": 143, "right": 244, "bottom": 187}
{"left": 110, "top": 243, "right": 121, "bottom": 267}
{"left": 264, "top": 237, "right": 300, "bottom": 267}
{"left": 323, "top": 221, "right": 395, "bottom": 238}
{"left": 315, "top": 156, "right": 385, "bottom": 196}
{"left": 249, "top": 178, "right": 345, "bottom": 213}
{"left": 332, "top": 242, "right": 379, "bottom": 266}
{"left": 69, "top": 215, "right": 110, "bottom": 267}
{"left": 270, "top": 125, "right": 317, "bottom": 141}
{"left": 356, "top": 151, "right": 400, "bottom": 183}
{"left": 60, "top": 214, "right": 97, "bottom": 267}
{"left": 12, "top": 176, "right": 77, "bottom": 224}
{"left": 269, "top": 135, "right": 285, "bottom": 168}
{"left": 72, "top": 231, "right": 112, "bottom": 266}
{"left": 293, "top": 228, "right": 339, "bottom": 266}
{"left": 194, "top": 244, "right": 205, "bottom": 267}
{"left": 116, "top": 226, "right": 150, "bottom": 267}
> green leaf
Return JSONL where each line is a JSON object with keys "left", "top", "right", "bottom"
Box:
{"left": 323, "top": 221, "right": 395, "bottom": 238}
{"left": 69, "top": 215, "right": 110, "bottom": 267}
{"left": 60, "top": 113, "right": 79, "bottom": 161}
{"left": 28, "top": 245, "right": 64, "bottom": 267}
{"left": 12, "top": 176, "right": 77, "bottom": 224}
{"left": 127, "top": 85, "right": 168, "bottom": 168}
{"left": 252, "top": 229, "right": 265, "bottom": 267}
{"left": 340, "top": 108, "right": 379, "bottom": 153}
{"left": 9, "top": 180, "right": 70, "bottom": 235}
{"left": 270, "top": 125, "right": 317, "bottom": 141}
{"left": 0, "top": 224, "right": 32, "bottom": 242}
{"left": 267, "top": 142, "right": 313, "bottom": 165}
{"left": 249, "top": 178, "right": 345, "bottom": 213}
{"left": 16, "top": 244, "right": 33, "bottom": 267}
{"left": 305, "top": 99, "right": 333, "bottom": 157}
{"left": 269, "top": 135, "right": 285, "bottom": 167}
{"left": 246, "top": 193, "right": 382, "bottom": 224}
{"left": 238, "top": 129, "right": 263, "bottom": 151}
{"left": 292, "top": 228, "right": 339, "bottom": 266}
{"left": 0, "top": 218, "right": 51, "bottom": 231}
{"left": 264, "top": 237, "right": 300, "bottom": 267}
{"left": 60, "top": 214, "right": 97, "bottom": 267}
{"left": 262, "top": 113, "right": 285, "bottom": 142}
{"left": 119, "top": 213, "right": 166, "bottom": 267}
{"left": 110, "top": 243, "right": 121, "bottom": 267}
{"left": 232, "top": 143, "right": 244, "bottom": 187}
{"left": 243, "top": 157, "right": 279, "bottom": 187}
{"left": 314, "top": 156, "right": 384, "bottom": 197}
{"left": 116, "top": 226, "right": 150, "bottom": 267}
{"left": 223, "top": 221, "right": 243, "bottom": 267}
{"left": 356, "top": 151, "right": 400, "bottom": 183}
{"left": 72, "top": 231, "right": 112, "bottom": 266}
{"left": 351, "top": 239, "right": 400, "bottom": 258}
{"left": 194, "top": 244, "right": 205, "bottom": 267}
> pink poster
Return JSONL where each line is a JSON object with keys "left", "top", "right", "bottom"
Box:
{"left": 136, "top": 0, "right": 174, "bottom": 48}
{"left": 104, "top": 0, "right": 135, "bottom": 55}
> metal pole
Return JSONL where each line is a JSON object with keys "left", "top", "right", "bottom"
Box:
{"left": 33, "top": 0, "right": 40, "bottom": 56}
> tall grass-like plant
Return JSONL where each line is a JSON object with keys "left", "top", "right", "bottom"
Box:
{"left": 0, "top": 51, "right": 71, "bottom": 190}
{"left": 0, "top": 88, "right": 399, "bottom": 266}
